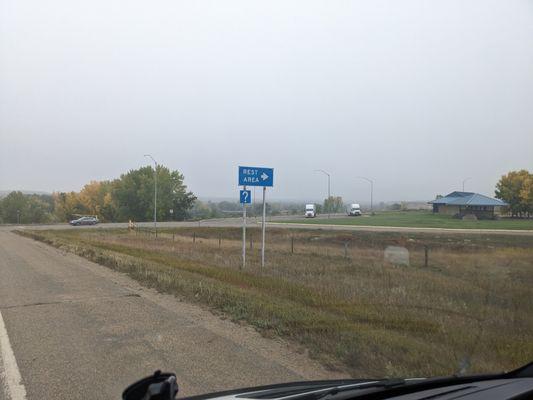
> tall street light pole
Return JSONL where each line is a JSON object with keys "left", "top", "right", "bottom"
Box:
{"left": 144, "top": 154, "right": 158, "bottom": 237}
{"left": 462, "top": 177, "right": 472, "bottom": 192}
{"left": 356, "top": 176, "right": 374, "bottom": 213}
{"left": 315, "top": 169, "right": 331, "bottom": 218}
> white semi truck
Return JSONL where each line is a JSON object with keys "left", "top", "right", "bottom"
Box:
{"left": 348, "top": 203, "right": 362, "bottom": 216}
{"left": 305, "top": 204, "right": 317, "bottom": 218}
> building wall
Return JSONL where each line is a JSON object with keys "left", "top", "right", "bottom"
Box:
{"left": 435, "top": 205, "right": 497, "bottom": 219}
{"left": 460, "top": 206, "right": 496, "bottom": 219}
{"left": 436, "top": 205, "right": 460, "bottom": 215}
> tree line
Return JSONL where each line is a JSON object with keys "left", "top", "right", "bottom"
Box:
{"left": 495, "top": 169, "right": 533, "bottom": 218}
{"left": 0, "top": 165, "right": 196, "bottom": 223}
{"left": 3, "top": 168, "right": 530, "bottom": 223}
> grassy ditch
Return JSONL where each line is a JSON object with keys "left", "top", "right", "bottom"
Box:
{"left": 16, "top": 227, "right": 533, "bottom": 378}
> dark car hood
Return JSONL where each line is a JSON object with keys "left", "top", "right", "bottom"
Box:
{"left": 182, "top": 362, "right": 533, "bottom": 400}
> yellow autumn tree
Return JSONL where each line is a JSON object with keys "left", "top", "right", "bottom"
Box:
{"left": 495, "top": 170, "right": 532, "bottom": 217}
{"left": 78, "top": 181, "right": 102, "bottom": 216}
{"left": 53, "top": 191, "right": 85, "bottom": 221}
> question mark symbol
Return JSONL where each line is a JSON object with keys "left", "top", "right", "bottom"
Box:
{"left": 243, "top": 191, "right": 249, "bottom": 202}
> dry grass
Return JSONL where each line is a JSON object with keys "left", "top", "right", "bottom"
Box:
{"left": 17, "top": 227, "right": 533, "bottom": 378}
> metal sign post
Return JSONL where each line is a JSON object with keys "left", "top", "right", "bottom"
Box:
{"left": 240, "top": 188, "right": 251, "bottom": 269}
{"left": 261, "top": 186, "right": 266, "bottom": 268}
{"left": 238, "top": 166, "right": 274, "bottom": 269}
{"left": 240, "top": 188, "right": 250, "bottom": 268}
{"left": 242, "top": 193, "right": 246, "bottom": 270}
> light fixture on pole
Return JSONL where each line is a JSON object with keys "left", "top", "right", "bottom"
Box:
{"left": 356, "top": 176, "right": 374, "bottom": 213}
{"left": 314, "top": 169, "right": 331, "bottom": 218}
{"left": 462, "top": 177, "right": 472, "bottom": 192}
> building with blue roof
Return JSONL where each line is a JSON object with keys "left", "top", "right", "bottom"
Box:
{"left": 429, "top": 191, "right": 508, "bottom": 219}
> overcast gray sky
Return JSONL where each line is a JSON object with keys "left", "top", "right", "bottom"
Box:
{"left": 1, "top": 0, "right": 532, "bottom": 203}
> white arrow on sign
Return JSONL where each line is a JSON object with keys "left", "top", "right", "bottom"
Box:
{"left": 261, "top": 173, "right": 269, "bottom": 181}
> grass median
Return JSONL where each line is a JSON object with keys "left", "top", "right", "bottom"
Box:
{"left": 281, "top": 211, "right": 533, "bottom": 230}
{"left": 16, "top": 227, "right": 533, "bottom": 378}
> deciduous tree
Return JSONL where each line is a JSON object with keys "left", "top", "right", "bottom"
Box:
{"left": 113, "top": 165, "right": 196, "bottom": 222}
{"left": 495, "top": 170, "right": 532, "bottom": 217}
{"left": 323, "top": 196, "right": 344, "bottom": 213}
{"left": 0, "top": 191, "right": 54, "bottom": 223}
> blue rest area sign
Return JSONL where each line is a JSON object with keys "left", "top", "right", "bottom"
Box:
{"left": 238, "top": 166, "right": 274, "bottom": 187}
{"left": 240, "top": 190, "right": 251, "bottom": 204}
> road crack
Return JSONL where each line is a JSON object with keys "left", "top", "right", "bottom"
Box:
{"left": 0, "top": 293, "right": 141, "bottom": 310}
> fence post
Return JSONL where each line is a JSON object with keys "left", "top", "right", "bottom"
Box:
{"left": 250, "top": 235, "right": 253, "bottom": 250}
{"left": 291, "top": 236, "right": 294, "bottom": 254}
{"left": 344, "top": 242, "right": 349, "bottom": 258}
{"left": 218, "top": 234, "right": 221, "bottom": 249}
{"left": 172, "top": 233, "right": 175, "bottom": 242}
{"left": 193, "top": 232, "right": 196, "bottom": 243}
{"left": 424, "top": 245, "right": 429, "bottom": 267}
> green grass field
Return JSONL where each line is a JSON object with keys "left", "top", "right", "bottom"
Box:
{"left": 283, "top": 211, "right": 533, "bottom": 230}
{"left": 17, "top": 227, "right": 533, "bottom": 378}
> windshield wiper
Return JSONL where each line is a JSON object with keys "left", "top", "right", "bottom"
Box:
{"left": 304, "top": 379, "right": 407, "bottom": 400}
{"left": 299, "top": 362, "right": 533, "bottom": 400}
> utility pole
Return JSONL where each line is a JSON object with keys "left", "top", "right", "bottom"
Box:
{"left": 315, "top": 169, "right": 331, "bottom": 218}
{"left": 144, "top": 154, "right": 158, "bottom": 237}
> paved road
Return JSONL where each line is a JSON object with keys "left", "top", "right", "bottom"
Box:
{"left": 3, "top": 215, "right": 533, "bottom": 236}
{"left": 0, "top": 231, "right": 337, "bottom": 400}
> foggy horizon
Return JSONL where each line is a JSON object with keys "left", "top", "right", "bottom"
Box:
{"left": 2, "top": 0, "right": 532, "bottom": 203}
{"left": 0, "top": 169, "right": 513, "bottom": 204}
